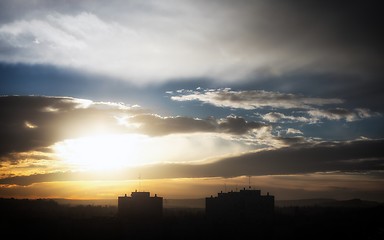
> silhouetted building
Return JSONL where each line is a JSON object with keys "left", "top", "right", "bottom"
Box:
{"left": 118, "top": 190, "right": 163, "bottom": 220}
{"left": 206, "top": 187, "right": 274, "bottom": 221}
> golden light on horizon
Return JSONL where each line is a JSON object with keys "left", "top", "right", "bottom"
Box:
{"left": 52, "top": 132, "right": 249, "bottom": 173}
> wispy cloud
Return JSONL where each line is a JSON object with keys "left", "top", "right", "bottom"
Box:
{"left": 286, "top": 128, "right": 303, "bottom": 135}
{"left": 170, "top": 88, "right": 343, "bottom": 110}
{"left": 308, "top": 108, "right": 380, "bottom": 122}
{"left": 261, "top": 112, "right": 313, "bottom": 123}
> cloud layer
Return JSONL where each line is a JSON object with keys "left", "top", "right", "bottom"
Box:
{"left": 170, "top": 88, "right": 343, "bottom": 109}
{"left": 1, "top": 138, "right": 383, "bottom": 185}
{"left": 0, "top": 95, "right": 267, "bottom": 161}
{"left": 1, "top": 93, "right": 380, "bottom": 167}
{"left": 1, "top": 0, "right": 383, "bottom": 84}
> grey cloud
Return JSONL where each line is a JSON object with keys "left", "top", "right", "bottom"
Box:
{"left": 0, "top": 171, "right": 113, "bottom": 186}
{"left": 217, "top": 115, "right": 266, "bottom": 134}
{"left": 171, "top": 88, "right": 342, "bottom": 110}
{"left": 0, "top": 147, "right": 54, "bottom": 163}
{"left": 275, "top": 136, "right": 308, "bottom": 146}
{"left": 129, "top": 114, "right": 266, "bottom": 136}
{"left": 355, "top": 108, "right": 381, "bottom": 119}
{"left": 116, "top": 138, "right": 384, "bottom": 178}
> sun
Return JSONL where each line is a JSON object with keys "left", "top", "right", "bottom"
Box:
{"left": 54, "top": 134, "right": 146, "bottom": 171}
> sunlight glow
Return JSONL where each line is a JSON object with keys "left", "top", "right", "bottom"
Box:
{"left": 54, "top": 134, "right": 147, "bottom": 170}
{"left": 53, "top": 133, "right": 251, "bottom": 172}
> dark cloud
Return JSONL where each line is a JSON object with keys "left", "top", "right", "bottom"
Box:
{"left": 0, "top": 96, "right": 134, "bottom": 158}
{"left": 0, "top": 147, "right": 54, "bottom": 163}
{"left": 217, "top": 115, "right": 266, "bottom": 134}
{"left": 128, "top": 138, "right": 384, "bottom": 179}
{"left": 239, "top": 0, "right": 384, "bottom": 76}
{"left": 109, "top": 138, "right": 384, "bottom": 179}
{"left": 130, "top": 114, "right": 266, "bottom": 136}
{"left": 0, "top": 171, "right": 110, "bottom": 186}
{"left": 129, "top": 114, "right": 216, "bottom": 136}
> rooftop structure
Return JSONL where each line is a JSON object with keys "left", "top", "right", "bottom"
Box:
{"left": 205, "top": 187, "right": 274, "bottom": 221}
{"left": 118, "top": 190, "right": 163, "bottom": 220}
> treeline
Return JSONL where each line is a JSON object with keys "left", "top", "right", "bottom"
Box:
{"left": 0, "top": 198, "right": 117, "bottom": 219}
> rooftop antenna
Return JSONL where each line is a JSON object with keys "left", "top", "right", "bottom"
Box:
{"left": 248, "top": 175, "right": 251, "bottom": 189}
{"left": 138, "top": 173, "right": 141, "bottom": 191}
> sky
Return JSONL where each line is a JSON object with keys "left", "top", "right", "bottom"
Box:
{"left": 0, "top": 0, "right": 383, "bottom": 201}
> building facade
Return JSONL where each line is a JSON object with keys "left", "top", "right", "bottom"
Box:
{"left": 118, "top": 190, "right": 163, "bottom": 219}
{"left": 206, "top": 187, "right": 274, "bottom": 220}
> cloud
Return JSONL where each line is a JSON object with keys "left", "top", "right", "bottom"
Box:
{"left": 170, "top": 88, "right": 342, "bottom": 109}
{"left": 193, "top": 138, "right": 384, "bottom": 178}
{"left": 2, "top": 138, "right": 383, "bottom": 185}
{"left": 0, "top": 96, "right": 269, "bottom": 160}
{"left": 0, "top": 0, "right": 383, "bottom": 84}
{"left": 286, "top": 128, "right": 303, "bottom": 135}
{"left": 308, "top": 108, "right": 379, "bottom": 122}
{"left": 262, "top": 108, "right": 380, "bottom": 124}
{"left": 129, "top": 114, "right": 267, "bottom": 136}
{"left": 355, "top": 108, "right": 381, "bottom": 119}
{"left": 0, "top": 95, "right": 139, "bottom": 158}
{"left": 261, "top": 108, "right": 380, "bottom": 124}
{"left": 262, "top": 112, "right": 313, "bottom": 123}
{"left": 133, "top": 138, "right": 384, "bottom": 179}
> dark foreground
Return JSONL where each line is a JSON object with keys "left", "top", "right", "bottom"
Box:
{"left": 1, "top": 198, "right": 383, "bottom": 240}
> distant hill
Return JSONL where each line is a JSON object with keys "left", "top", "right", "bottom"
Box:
{"left": 276, "top": 198, "right": 336, "bottom": 207}
{"left": 53, "top": 198, "right": 117, "bottom": 206}
{"left": 320, "top": 198, "right": 382, "bottom": 208}
{"left": 52, "top": 198, "right": 206, "bottom": 208}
